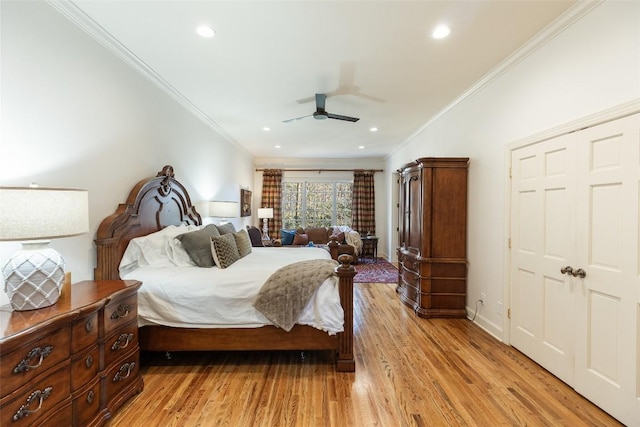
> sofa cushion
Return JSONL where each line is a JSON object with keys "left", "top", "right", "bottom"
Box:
{"left": 292, "top": 233, "right": 309, "bottom": 245}
{"left": 305, "top": 227, "right": 330, "bottom": 244}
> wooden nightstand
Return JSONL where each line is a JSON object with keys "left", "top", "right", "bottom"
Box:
{"left": 361, "top": 236, "right": 379, "bottom": 262}
{"left": 0, "top": 280, "right": 144, "bottom": 426}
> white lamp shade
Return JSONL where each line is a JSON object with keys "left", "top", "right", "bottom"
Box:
{"left": 209, "top": 201, "right": 238, "bottom": 218}
{"left": 257, "top": 208, "right": 274, "bottom": 219}
{"left": 0, "top": 187, "right": 89, "bottom": 311}
{"left": 0, "top": 187, "right": 89, "bottom": 241}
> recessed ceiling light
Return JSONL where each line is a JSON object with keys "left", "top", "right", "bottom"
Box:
{"left": 263, "top": 126, "right": 271, "bottom": 131}
{"left": 358, "top": 145, "right": 365, "bottom": 150}
{"left": 432, "top": 24, "right": 450, "bottom": 39}
{"left": 370, "top": 127, "right": 378, "bottom": 132}
{"left": 196, "top": 25, "right": 216, "bottom": 38}
{"left": 275, "top": 145, "right": 281, "bottom": 149}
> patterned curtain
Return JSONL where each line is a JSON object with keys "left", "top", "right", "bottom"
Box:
{"left": 351, "top": 170, "right": 375, "bottom": 235}
{"left": 260, "top": 169, "right": 283, "bottom": 239}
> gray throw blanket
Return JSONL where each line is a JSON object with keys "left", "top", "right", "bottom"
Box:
{"left": 252, "top": 259, "right": 338, "bottom": 331}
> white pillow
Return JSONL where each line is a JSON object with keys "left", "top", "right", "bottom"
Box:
{"left": 119, "top": 224, "right": 200, "bottom": 275}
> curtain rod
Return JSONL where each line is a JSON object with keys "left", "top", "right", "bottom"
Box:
{"left": 255, "top": 168, "right": 383, "bottom": 173}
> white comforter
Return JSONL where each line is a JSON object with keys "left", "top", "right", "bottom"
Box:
{"left": 121, "top": 247, "right": 344, "bottom": 335}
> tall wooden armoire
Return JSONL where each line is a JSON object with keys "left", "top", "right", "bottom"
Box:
{"left": 397, "top": 157, "right": 469, "bottom": 318}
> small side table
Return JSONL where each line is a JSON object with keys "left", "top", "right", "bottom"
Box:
{"left": 361, "top": 236, "right": 379, "bottom": 262}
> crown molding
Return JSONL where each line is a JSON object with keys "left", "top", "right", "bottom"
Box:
{"left": 46, "top": 0, "right": 244, "bottom": 151}
{"left": 388, "top": 0, "right": 605, "bottom": 159}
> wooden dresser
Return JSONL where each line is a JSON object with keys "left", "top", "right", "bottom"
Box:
{"left": 397, "top": 157, "right": 469, "bottom": 318}
{"left": 0, "top": 280, "right": 143, "bottom": 426}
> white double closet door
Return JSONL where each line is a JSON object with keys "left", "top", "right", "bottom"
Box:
{"left": 510, "top": 113, "right": 639, "bottom": 425}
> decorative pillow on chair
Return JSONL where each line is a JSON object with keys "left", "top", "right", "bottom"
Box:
{"left": 210, "top": 233, "right": 240, "bottom": 269}
{"left": 175, "top": 224, "right": 221, "bottom": 267}
{"left": 281, "top": 229, "right": 296, "bottom": 245}
{"left": 233, "top": 229, "right": 252, "bottom": 258}
{"left": 292, "top": 233, "right": 309, "bottom": 245}
{"left": 246, "top": 226, "right": 264, "bottom": 247}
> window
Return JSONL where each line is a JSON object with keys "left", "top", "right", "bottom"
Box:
{"left": 281, "top": 181, "right": 352, "bottom": 229}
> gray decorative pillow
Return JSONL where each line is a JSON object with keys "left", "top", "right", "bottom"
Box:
{"left": 175, "top": 224, "right": 220, "bottom": 267}
{"left": 233, "top": 229, "right": 252, "bottom": 258}
{"left": 210, "top": 233, "right": 240, "bottom": 269}
{"left": 215, "top": 222, "right": 236, "bottom": 235}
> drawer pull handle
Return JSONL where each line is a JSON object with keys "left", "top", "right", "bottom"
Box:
{"left": 13, "top": 346, "right": 53, "bottom": 374}
{"left": 86, "top": 390, "right": 95, "bottom": 404}
{"left": 85, "top": 355, "right": 93, "bottom": 368}
{"left": 111, "top": 333, "right": 134, "bottom": 351}
{"left": 110, "top": 303, "right": 134, "bottom": 320}
{"left": 113, "top": 362, "right": 135, "bottom": 382}
{"left": 12, "top": 386, "right": 53, "bottom": 421}
{"left": 85, "top": 318, "right": 93, "bottom": 333}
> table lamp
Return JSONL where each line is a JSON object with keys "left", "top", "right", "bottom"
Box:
{"left": 257, "top": 208, "right": 274, "bottom": 241}
{"left": 0, "top": 187, "right": 89, "bottom": 311}
{"left": 209, "top": 201, "right": 238, "bottom": 223}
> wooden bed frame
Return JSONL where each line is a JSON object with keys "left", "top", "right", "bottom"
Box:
{"left": 94, "top": 165, "right": 356, "bottom": 372}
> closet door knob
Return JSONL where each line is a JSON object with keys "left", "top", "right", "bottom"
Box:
{"left": 571, "top": 268, "right": 586, "bottom": 278}
{"left": 560, "top": 266, "right": 574, "bottom": 275}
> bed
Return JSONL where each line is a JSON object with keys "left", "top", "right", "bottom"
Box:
{"left": 94, "top": 165, "right": 356, "bottom": 371}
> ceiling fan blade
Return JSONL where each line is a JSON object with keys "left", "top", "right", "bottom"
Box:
{"left": 327, "top": 113, "right": 359, "bottom": 122}
{"left": 315, "top": 93, "right": 326, "bottom": 111}
{"left": 282, "top": 114, "right": 312, "bottom": 123}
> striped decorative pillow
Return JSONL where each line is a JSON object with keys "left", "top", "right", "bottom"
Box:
{"left": 210, "top": 233, "right": 240, "bottom": 269}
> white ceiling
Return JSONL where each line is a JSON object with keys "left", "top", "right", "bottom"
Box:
{"left": 57, "top": 1, "right": 576, "bottom": 160}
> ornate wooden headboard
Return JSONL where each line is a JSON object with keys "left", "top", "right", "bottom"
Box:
{"left": 94, "top": 165, "right": 202, "bottom": 280}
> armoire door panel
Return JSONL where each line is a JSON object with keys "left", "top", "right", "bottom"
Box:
{"left": 432, "top": 169, "right": 467, "bottom": 258}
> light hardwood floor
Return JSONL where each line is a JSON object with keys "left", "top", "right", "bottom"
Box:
{"left": 108, "top": 283, "right": 622, "bottom": 427}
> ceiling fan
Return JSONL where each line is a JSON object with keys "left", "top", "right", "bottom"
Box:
{"left": 283, "top": 94, "right": 360, "bottom": 123}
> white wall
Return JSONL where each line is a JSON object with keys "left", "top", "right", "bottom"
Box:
{"left": 386, "top": 1, "right": 640, "bottom": 339}
{"left": 0, "top": 2, "right": 255, "bottom": 304}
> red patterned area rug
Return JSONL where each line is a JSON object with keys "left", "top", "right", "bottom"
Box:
{"left": 353, "top": 258, "right": 398, "bottom": 283}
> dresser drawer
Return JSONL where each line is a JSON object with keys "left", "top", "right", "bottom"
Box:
{"left": 0, "top": 362, "right": 71, "bottom": 426}
{"left": 105, "top": 321, "right": 138, "bottom": 368}
{"left": 70, "top": 344, "right": 101, "bottom": 392}
{"left": 1, "top": 326, "right": 70, "bottom": 398}
{"left": 104, "top": 294, "right": 138, "bottom": 337}
{"left": 71, "top": 311, "right": 99, "bottom": 354}
{"left": 72, "top": 377, "right": 101, "bottom": 427}
{"left": 104, "top": 348, "right": 140, "bottom": 411}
